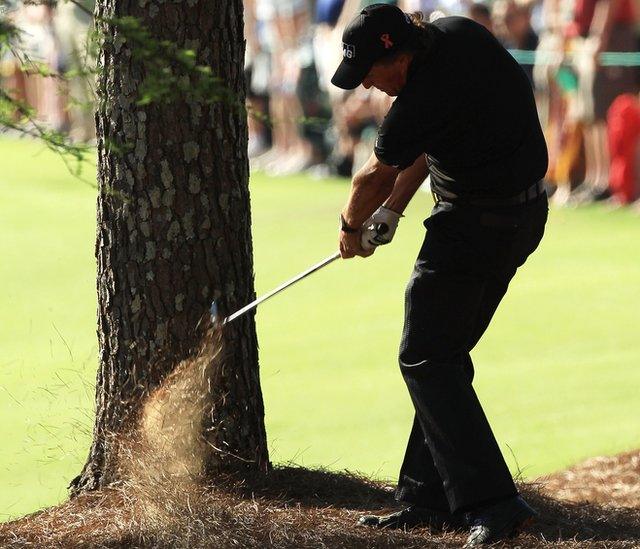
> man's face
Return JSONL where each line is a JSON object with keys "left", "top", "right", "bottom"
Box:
{"left": 361, "top": 58, "right": 407, "bottom": 96}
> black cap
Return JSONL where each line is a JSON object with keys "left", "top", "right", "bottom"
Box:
{"left": 331, "top": 4, "right": 413, "bottom": 90}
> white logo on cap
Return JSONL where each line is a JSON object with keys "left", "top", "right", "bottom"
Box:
{"left": 343, "top": 43, "right": 355, "bottom": 59}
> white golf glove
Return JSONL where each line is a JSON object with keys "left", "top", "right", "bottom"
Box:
{"left": 361, "top": 206, "right": 402, "bottom": 250}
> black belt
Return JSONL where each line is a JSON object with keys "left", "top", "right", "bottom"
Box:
{"left": 432, "top": 180, "right": 546, "bottom": 208}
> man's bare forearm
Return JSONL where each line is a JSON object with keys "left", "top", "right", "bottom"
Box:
{"left": 342, "top": 153, "right": 429, "bottom": 228}
{"left": 384, "top": 154, "right": 429, "bottom": 214}
{"left": 341, "top": 153, "right": 398, "bottom": 228}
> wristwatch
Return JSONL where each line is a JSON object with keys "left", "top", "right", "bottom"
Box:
{"left": 340, "top": 213, "right": 358, "bottom": 233}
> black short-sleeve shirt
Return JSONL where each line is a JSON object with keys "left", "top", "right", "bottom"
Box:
{"left": 374, "top": 16, "right": 548, "bottom": 198}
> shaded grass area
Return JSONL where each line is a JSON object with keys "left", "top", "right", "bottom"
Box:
{"left": 0, "top": 464, "right": 639, "bottom": 548}
{"left": 1, "top": 138, "right": 640, "bottom": 519}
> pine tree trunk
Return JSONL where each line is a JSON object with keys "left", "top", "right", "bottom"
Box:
{"left": 71, "top": 0, "right": 269, "bottom": 494}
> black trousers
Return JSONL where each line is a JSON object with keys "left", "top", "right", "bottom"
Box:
{"left": 395, "top": 194, "right": 548, "bottom": 514}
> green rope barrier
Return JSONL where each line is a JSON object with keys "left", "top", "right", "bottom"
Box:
{"left": 509, "top": 49, "right": 640, "bottom": 66}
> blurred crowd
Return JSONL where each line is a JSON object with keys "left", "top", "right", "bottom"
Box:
{"left": 0, "top": 0, "right": 94, "bottom": 141}
{"left": 3, "top": 0, "right": 640, "bottom": 206}
{"left": 245, "top": 0, "right": 640, "bottom": 207}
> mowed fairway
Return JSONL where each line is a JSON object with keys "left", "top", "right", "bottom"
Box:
{"left": 1, "top": 138, "right": 639, "bottom": 520}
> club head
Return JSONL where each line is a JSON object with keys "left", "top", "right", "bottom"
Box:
{"left": 209, "top": 300, "right": 228, "bottom": 326}
{"left": 210, "top": 300, "right": 219, "bottom": 324}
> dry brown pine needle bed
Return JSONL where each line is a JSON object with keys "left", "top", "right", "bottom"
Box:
{"left": 2, "top": 329, "right": 638, "bottom": 548}
{"left": 0, "top": 453, "right": 639, "bottom": 549}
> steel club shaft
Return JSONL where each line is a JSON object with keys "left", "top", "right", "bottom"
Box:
{"left": 214, "top": 251, "right": 341, "bottom": 324}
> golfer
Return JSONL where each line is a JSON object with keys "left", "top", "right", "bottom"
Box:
{"left": 333, "top": 4, "right": 548, "bottom": 547}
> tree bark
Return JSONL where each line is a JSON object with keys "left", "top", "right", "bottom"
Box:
{"left": 71, "top": 0, "right": 268, "bottom": 494}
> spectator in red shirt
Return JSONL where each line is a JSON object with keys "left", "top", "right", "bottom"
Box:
{"left": 566, "top": 0, "right": 637, "bottom": 202}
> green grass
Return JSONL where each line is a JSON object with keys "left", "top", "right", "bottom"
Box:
{"left": 1, "top": 138, "right": 639, "bottom": 520}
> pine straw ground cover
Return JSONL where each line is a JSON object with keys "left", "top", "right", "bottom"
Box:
{"left": 1, "top": 328, "right": 638, "bottom": 548}
{"left": 0, "top": 460, "right": 639, "bottom": 549}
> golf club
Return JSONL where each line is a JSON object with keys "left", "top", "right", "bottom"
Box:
{"left": 211, "top": 251, "right": 341, "bottom": 324}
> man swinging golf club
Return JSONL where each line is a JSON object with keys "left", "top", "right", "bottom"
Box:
{"left": 333, "top": 5, "right": 548, "bottom": 547}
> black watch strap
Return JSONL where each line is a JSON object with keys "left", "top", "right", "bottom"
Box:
{"left": 340, "top": 214, "right": 358, "bottom": 233}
